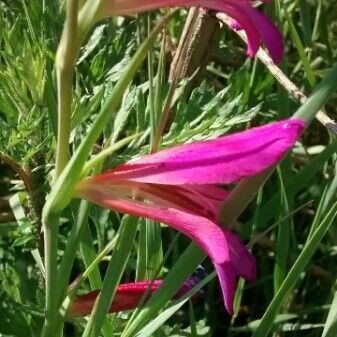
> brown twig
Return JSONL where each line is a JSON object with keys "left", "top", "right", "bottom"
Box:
{"left": 169, "top": 7, "right": 221, "bottom": 89}
{"left": 0, "top": 152, "right": 34, "bottom": 195}
{"left": 152, "top": 8, "right": 221, "bottom": 152}
{"left": 216, "top": 13, "right": 337, "bottom": 134}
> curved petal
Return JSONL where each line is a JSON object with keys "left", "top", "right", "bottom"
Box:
{"left": 177, "top": 185, "right": 229, "bottom": 219}
{"left": 94, "top": 182, "right": 225, "bottom": 220}
{"left": 100, "top": 0, "right": 280, "bottom": 60}
{"left": 90, "top": 119, "right": 304, "bottom": 186}
{"left": 235, "top": 2, "right": 283, "bottom": 63}
{"left": 76, "top": 183, "right": 232, "bottom": 264}
{"left": 75, "top": 184, "right": 256, "bottom": 313}
{"left": 214, "top": 262, "right": 238, "bottom": 314}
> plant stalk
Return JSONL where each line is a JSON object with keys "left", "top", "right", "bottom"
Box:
{"left": 55, "top": 0, "right": 79, "bottom": 176}
{"left": 42, "top": 215, "right": 60, "bottom": 337}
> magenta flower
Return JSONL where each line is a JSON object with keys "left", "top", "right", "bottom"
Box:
{"left": 75, "top": 119, "right": 304, "bottom": 314}
{"left": 100, "top": 0, "right": 283, "bottom": 63}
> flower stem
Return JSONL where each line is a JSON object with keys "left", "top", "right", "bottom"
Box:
{"left": 55, "top": 69, "right": 73, "bottom": 177}
{"left": 55, "top": 0, "right": 79, "bottom": 177}
{"left": 82, "top": 216, "right": 139, "bottom": 337}
{"left": 42, "top": 215, "right": 60, "bottom": 337}
{"left": 43, "top": 1, "right": 79, "bottom": 336}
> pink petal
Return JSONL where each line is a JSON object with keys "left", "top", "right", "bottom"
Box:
{"left": 101, "top": 0, "right": 281, "bottom": 61}
{"left": 75, "top": 184, "right": 256, "bottom": 313}
{"left": 90, "top": 119, "right": 304, "bottom": 186}
{"left": 215, "top": 230, "right": 257, "bottom": 313}
{"left": 177, "top": 185, "right": 229, "bottom": 219}
{"left": 94, "top": 182, "right": 224, "bottom": 220}
{"left": 71, "top": 271, "right": 205, "bottom": 315}
{"left": 235, "top": 2, "right": 284, "bottom": 63}
{"left": 70, "top": 281, "right": 163, "bottom": 315}
{"left": 214, "top": 262, "right": 239, "bottom": 314}
{"left": 76, "top": 184, "right": 229, "bottom": 264}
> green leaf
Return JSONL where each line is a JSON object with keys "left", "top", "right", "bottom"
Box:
{"left": 252, "top": 201, "right": 337, "bottom": 337}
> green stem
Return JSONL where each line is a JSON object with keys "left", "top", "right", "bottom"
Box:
{"left": 81, "top": 134, "right": 140, "bottom": 176}
{"left": 147, "top": 13, "right": 156, "bottom": 150}
{"left": 58, "top": 234, "right": 119, "bottom": 320}
{"left": 56, "top": 200, "right": 90, "bottom": 306}
{"left": 293, "top": 63, "right": 337, "bottom": 123}
{"left": 82, "top": 216, "right": 139, "bottom": 337}
{"left": 122, "top": 243, "right": 205, "bottom": 337}
{"left": 55, "top": 69, "right": 73, "bottom": 176}
{"left": 43, "top": 2, "right": 79, "bottom": 335}
{"left": 42, "top": 216, "right": 59, "bottom": 337}
{"left": 55, "top": 0, "right": 79, "bottom": 176}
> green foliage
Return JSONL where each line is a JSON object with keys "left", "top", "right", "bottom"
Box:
{"left": 1, "top": 0, "right": 337, "bottom": 336}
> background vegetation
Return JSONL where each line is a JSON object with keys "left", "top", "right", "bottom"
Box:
{"left": 0, "top": 0, "right": 337, "bottom": 336}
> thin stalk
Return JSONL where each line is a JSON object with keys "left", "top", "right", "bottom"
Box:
{"left": 56, "top": 200, "right": 91, "bottom": 306}
{"left": 55, "top": 69, "right": 73, "bottom": 177}
{"left": 189, "top": 301, "right": 197, "bottom": 336}
{"left": 43, "top": 2, "right": 79, "bottom": 336}
{"left": 80, "top": 220, "right": 103, "bottom": 289}
{"left": 126, "top": 233, "right": 182, "bottom": 329}
{"left": 122, "top": 243, "right": 206, "bottom": 337}
{"left": 274, "top": 166, "right": 292, "bottom": 294}
{"left": 82, "top": 134, "right": 140, "bottom": 176}
{"left": 82, "top": 217, "right": 138, "bottom": 337}
{"left": 57, "top": 235, "right": 119, "bottom": 325}
{"left": 136, "top": 220, "right": 148, "bottom": 281}
{"left": 154, "top": 31, "right": 166, "bottom": 121}
{"left": 306, "top": 152, "right": 337, "bottom": 242}
{"left": 147, "top": 13, "right": 156, "bottom": 150}
{"left": 42, "top": 215, "right": 60, "bottom": 337}
{"left": 55, "top": 0, "right": 79, "bottom": 176}
{"left": 137, "top": 14, "right": 165, "bottom": 281}
{"left": 151, "top": 81, "right": 177, "bottom": 153}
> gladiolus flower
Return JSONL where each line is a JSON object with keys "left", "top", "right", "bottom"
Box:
{"left": 75, "top": 119, "right": 305, "bottom": 314}
{"left": 99, "top": 0, "right": 283, "bottom": 63}
{"left": 70, "top": 266, "right": 205, "bottom": 315}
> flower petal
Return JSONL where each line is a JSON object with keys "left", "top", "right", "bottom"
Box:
{"left": 90, "top": 119, "right": 304, "bottom": 185}
{"left": 100, "top": 0, "right": 280, "bottom": 60}
{"left": 93, "top": 182, "right": 226, "bottom": 220}
{"left": 235, "top": 2, "right": 283, "bottom": 63}
{"left": 75, "top": 184, "right": 256, "bottom": 313}
{"left": 177, "top": 185, "right": 229, "bottom": 219}
{"left": 214, "top": 262, "right": 238, "bottom": 314}
{"left": 215, "top": 229, "right": 257, "bottom": 313}
{"left": 70, "top": 268, "right": 206, "bottom": 316}
{"left": 76, "top": 184, "right": 230, "bottom": 264}
{"left": 70, "top": 280, "right": 163, "bottom": 315}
